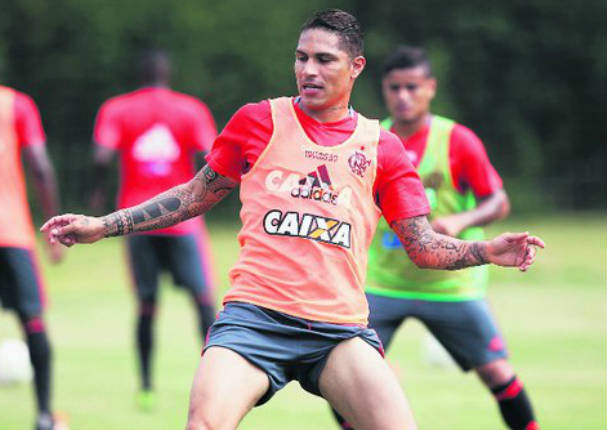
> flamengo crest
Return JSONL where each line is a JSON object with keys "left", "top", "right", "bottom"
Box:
{"left": 348, "top": 150, "right": 371, "bottom": 178}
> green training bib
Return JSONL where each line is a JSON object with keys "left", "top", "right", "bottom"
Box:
{"left": 367, "top": 116, "right": 488, "bottom": 301}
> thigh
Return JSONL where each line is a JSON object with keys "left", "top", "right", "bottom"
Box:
{"left": 126, "top": 236, "right": 160, "bottom": 301}
{"left": 420, "top": 299, "right": 508, "bottom": 371}
{"left": 318, "top": 336, "right": 417, "bottom": 430}
{"left": 366, "top": 293, "right": 412, "bottom": 350}
{"left": 0, "top": 247, "right": 45, "bottom": 317}
{"left": 187, "top": 346, "right": 270, "bottom": 430}
{"left": 164, "top": 235, "right": 212, "bottom": 303}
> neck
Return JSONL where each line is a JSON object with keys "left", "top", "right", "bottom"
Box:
{"left": 392, "top": 113, "right": 431, "bottom": 138}
{"left": 298, "top": 98, "right": 351, "bottom": 123}
{"left": 141, "top": 80, "right": 168, "bottom": 88}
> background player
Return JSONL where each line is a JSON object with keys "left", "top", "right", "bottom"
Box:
{"left": 333, "top": 46, "right": 538, "bottom": 430}
{"left": 42, "top": 10, "right": 543, "bottom": 429}
{"left": 90, "top": 49, "right": 218, "bottom": 410}
{"left": 0, "top": 84, "right": 63, "bottom": 430}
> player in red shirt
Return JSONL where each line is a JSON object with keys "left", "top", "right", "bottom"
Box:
{"left": 90, "top": 49, "right": 218, "bottom": 409}
{"left": 42, "top": 10, "right": 543, "bottom": 429}
{"left": 0, "top": 85, "right": 63, "bottom": 430}
{"left": 332, "top": 46, "right": 539, "bottom": 430}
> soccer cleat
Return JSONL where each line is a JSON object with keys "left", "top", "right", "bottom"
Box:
{"left": 136, "top": 390, "right": 156, "bottom": 412}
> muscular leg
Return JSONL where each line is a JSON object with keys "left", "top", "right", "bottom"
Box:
{"left": 186, "top": 346, "right": 270, "bottom": 430}
{"left": 319, "top": 337, "right": 416, "bottom": 430}
{"left": 476, "top": 359, "right": 538, "bottom": 430}
{"left": 331, "top": 293, "right": 407, "bottom": 430}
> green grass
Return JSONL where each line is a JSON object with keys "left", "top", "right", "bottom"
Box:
{"left": 0, "top": 213, "right": 605, "bottom": 429}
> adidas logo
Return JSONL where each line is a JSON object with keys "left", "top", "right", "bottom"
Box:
{"left": 298, "top": 165, "right": 332, "bottom": 189}
{"left": 265, "top": 165, "right": 352, "bottom": 207}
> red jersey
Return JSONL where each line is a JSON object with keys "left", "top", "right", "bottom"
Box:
{"left": 94, "top": 87, "right": 217, "bottom": 234}
{"left": 0, "top": 86, "right": 46, "bottom": 249}
{"left": 207, "top": 99, "right": 429, "bottom": 224}
{"left": 390, "top": 118, "right": 503, "bottom": 197}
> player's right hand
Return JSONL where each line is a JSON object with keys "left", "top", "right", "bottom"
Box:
{"left": 40, "top": 214, "right": 105, "bottom": 247}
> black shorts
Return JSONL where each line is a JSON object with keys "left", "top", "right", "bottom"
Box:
{"left": 367, "top": 292, "right": 508, "bottom": 371}
{"left": 0, "top": 247, "right": 46, "bottom": 317}
{"left": 204, "top": 302, "right": 383, "bottom": 405}
{"left": 126, "top": 233, "right": 213, "bottom": 304}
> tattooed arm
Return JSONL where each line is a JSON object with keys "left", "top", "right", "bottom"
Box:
{"left": 392, "top": 215, "right": 545, "bottom": 272}
{"left": 41, "top": 164, "right": 236, "bottom": 246}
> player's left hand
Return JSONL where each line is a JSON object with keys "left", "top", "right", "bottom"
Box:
{"left": 486, "top": 232, "right": 545, "bottom": 271}
{"left": 431, "top": 215, "right": 465, "bottom": 237}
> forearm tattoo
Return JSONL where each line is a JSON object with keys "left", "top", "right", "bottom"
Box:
{"left": 101, "top": 164, "right": 236, "bottom": 238}
{"left": 391, "top": 216, "right": 488, "bottom": 270}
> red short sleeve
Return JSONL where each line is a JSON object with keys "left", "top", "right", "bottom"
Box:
{"left": 375, "top": 129, "right": 430, "bottom": 224}
{"left": 205, "top": 100, "right": 273, "bottom": 182}
{"left": 191, "top": 100, "right": 217, "bottom": 152}
{"left": 93, "top": 99, "right": 121, "bottom": 149}
{"left": 449, "top": 124, "right": 503, "bottom": 198}
{"left": 14, "top": 92, "right": 46, "bottom": 148}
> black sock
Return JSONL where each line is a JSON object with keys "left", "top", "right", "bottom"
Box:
{"left": 491, "top": 376, "right": 538, "bottom": 430}
{"left": 330, "top": 407, "right": 354, "bottom": 430}
{"left": 136, "top": 301, "right": 156, "bottom": 391}
{"left": 195, "top": 302, "right": 215, "bottom": 343}
{"left": 19, "top": 315, "right": 52, "bottom": 415}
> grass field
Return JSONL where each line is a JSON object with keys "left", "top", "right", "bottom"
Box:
{"left": 1, "top": 213, "right": 605, "bottom": 429}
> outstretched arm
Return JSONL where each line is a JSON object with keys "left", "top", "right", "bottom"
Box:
{"left": 41, "top": 164, "right": 236, "bottom": 246}
{"left": 431, "top": 189, "right": 510, "bottom": 237}
{"left": 392, "top": 215, "right": 544, "bottom": 272}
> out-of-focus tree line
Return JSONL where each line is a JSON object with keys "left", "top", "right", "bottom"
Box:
{"left": 0, "top": 0, "right": 604, "bottom": 219}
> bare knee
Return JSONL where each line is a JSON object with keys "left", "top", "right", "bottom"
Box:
{"left": 186, "top": 405, "right": 218, "bottom": 430}
{"left": 476, "top": 358, "right": 515, "bottom": 388}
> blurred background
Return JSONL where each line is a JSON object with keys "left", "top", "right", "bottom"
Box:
{"left": 0, "top": 0, "right": 604, "bottom": 216}
{"left": 0, "top": 0, "right": 605, "bottom": 429}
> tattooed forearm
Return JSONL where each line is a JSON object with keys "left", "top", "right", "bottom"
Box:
{"left": 102, "top": 211, "right": 134, "bottom": 237}
{"left": 392, "top": 216, "right": 489, "bottom": 270}
{"left": 102, "top": 164, "right": 236, "bottom": 237}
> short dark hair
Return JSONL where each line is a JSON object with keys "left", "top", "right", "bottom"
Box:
{"left": 138, "top": 48, "right": 171, "bottom": 83}
{"left": 301, "top": 9, "right": 364, "bottom": 58}
{"left": 383, "top": 46, "right": 432, "bottom": 77}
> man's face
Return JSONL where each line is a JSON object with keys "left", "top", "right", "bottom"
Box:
{"left": 295, "top": 28, "right": 365, "bottom": 111}
{"left": 382, "top": 66, "right": 436, "bottom": 124}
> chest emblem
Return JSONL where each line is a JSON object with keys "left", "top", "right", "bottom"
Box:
{"left": 348, "top": 150, "right": 372, "bottom": 178}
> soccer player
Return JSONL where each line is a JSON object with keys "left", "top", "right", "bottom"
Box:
{"left": 89, "top": 49, "right": 218, "bottom": 409}
{"left": 0, "top": 84, "right": 63, "bottom": 430}
{"left": 334, "top": 46, "right": 539, "bottom": 430}
{"left": 42, "top": 10, "right": 543, "bottom": 429}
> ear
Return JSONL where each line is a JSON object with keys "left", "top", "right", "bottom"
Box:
{"left": 427, "top": 77, "right": 437, "bottom": 99}
{"left": 351, "top": 56, "right": 366, "bottom": 79}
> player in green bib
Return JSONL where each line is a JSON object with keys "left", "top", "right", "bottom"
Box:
{"left": 333, "top": 47, "right": 539, "bottom": 430}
